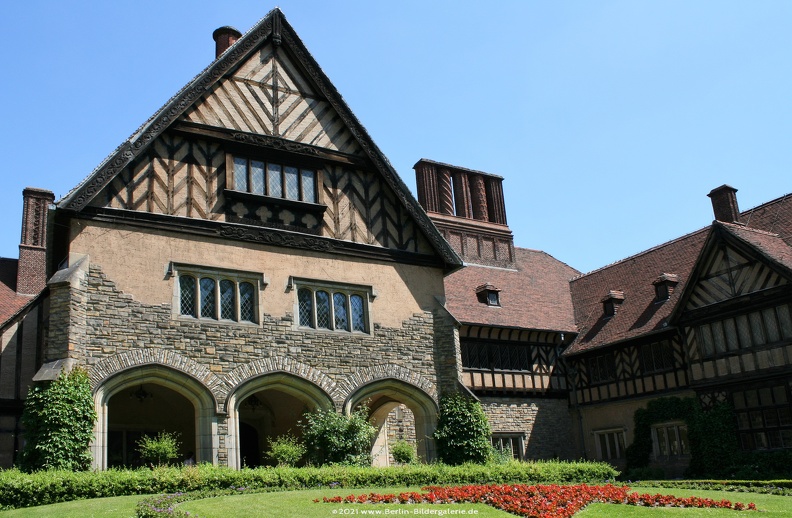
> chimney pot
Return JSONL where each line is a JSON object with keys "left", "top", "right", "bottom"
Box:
{"left": 708, "top": 184, "right": 740, "bottom": 223}
{"left": 17, "top": 187, "right": 55, "bottom": 296}
{"left": 212, "top": 26, "right": 242, "bottom": 58}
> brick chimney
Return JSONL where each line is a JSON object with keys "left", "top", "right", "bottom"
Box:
{"left": 414, "top": 159, "right": 514, "bottom": 268}
{"left": 212, "top": 26, "right": 242, "bottom": 58}
{"left": 17, "top": 188, "right": 55, "bottom": 296}
{"left": 707, "top": 185, "right": 740, "bottom": 223}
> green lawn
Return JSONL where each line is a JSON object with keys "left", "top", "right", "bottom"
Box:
{"left": 1, "top": 485, "right": 790, "bottom": 518}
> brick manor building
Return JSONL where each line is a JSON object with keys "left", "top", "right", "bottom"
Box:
{"left": 1, "top": 9, "right": 790, "bottom": 473}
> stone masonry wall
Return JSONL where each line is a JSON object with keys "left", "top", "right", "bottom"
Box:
{"left": 481, "top": 396, "right": 577, "bottom": 460}
{"left": 80, "top": 265, "right": 447, "bottom": 407}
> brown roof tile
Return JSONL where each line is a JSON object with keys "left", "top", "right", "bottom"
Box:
{"left": 0, "top": 258, "right": 32, "bottom": 326}
{"left": 444, "top": 247, "right": 579, "bottom": 332}
{"left": 720, "top": 222, "right": 792, "bottom": 272}
{"left": 565, "top": 229, "right": 708, "bottom": 356}
{"left": 740, "top": 192, "right": 792, "bottom": 246}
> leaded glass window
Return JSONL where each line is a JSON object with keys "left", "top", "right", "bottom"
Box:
{"left": 295, "top": 285, "right": 369, "bottom": 333}
{"left": 298, "top": 288, "right": 313, "bottom": 327}
{"left": 220, "top": 280, "right": 236, "bottom": 320}
{"left": 351, "top": 294, "right": 365, "bottom": 332}
{"left": 316, "top": 291, "right": 331, "bottom": 329}
{"left": 200, "top": 277, "right": 216, "bottom": 318}
{"left": 284, "top": 166, "right": 300, "bottom": 200}
{"left": 176, "top": 269, "right": 259, "bottom": 324}
{"left": 240, "top": 282, "right": 255, "bottom": 322}
{"left": 333, "top": 292, "right": 348, "bottom": 331}
{"left": 180, "top": 275, "right": 196, "bottom": 317}
{"left": 231, "top": 155, "right": 317, "bottom": 203}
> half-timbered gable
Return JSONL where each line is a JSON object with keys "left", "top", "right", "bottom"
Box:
{"left": 28, "top": 9, "right": 463, "bottom": 470}
{"left": 61, "top": 11, "right": 452, "bottom": 267}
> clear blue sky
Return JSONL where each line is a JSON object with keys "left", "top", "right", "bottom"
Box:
{"left": 1, "top": 1, "right": 790, "bottom": 274}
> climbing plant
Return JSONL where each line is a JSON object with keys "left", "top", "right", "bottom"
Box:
{"left": 18, "top": 367, "right": 97, "bottom": 472}
{"left": 433, "top": 394, "right": 492, "bottom": 465}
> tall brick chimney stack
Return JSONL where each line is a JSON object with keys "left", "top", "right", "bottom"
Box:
{"left": 212, "top": 26, "right": 242, "bottom": 58}
{"left": 414, "top": 159, "right": 514, "bottom": 268}
{"left": 17, "top": 188, "right": 55, "bottom": 296}
{"left": 708, "top": 185, "right": 740, "bottom": 223}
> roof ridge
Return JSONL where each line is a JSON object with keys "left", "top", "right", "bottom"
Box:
{"left": 718, "top": 220, "right": 782, "bottom": 238}
{"left": 570, "top": 226, "right": 709, "bottom": 281}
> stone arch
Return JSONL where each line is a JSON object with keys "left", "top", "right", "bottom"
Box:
{"left": 344, "top": 377, "right": 439, "bottom": 464}
{"left": 92, "top": 363, "right": 218, "bottom": 470}
{"left": 335, "top": 363, "right": 438, "bottom": 405}
{"left": 90, "top": 349, "right": 227, "bottom": 411}
{"left": 225, "top": 365, "right": 335, "bottom": 469}
{"left": 224, "top": 356, "right": 339, "bottom": 407}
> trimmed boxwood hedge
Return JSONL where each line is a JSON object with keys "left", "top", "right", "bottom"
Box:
{"left": 0, "top": 460, "right": 618, "bottom": 510}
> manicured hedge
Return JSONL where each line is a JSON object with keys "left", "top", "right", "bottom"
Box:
{"left": 639, "top": 479, "right": 792, "bottom": 496}
{"left": 0, "top": 460, "right": 617, "bottom": 510}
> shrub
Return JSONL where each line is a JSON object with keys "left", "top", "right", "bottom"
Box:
{"left": 391, "top": 440, "right": 416, "bottom": 465}
{"left": 137, "top": 431, "right": 182, "bottom": 468}
{"left": 18, "top": 367, "right": 97, "bottom": 472}
{"left": 433, "top": 394, "right": 491, "bottom": 465}
{"left": 489, "top": 445, "right": 514, "bottom": 465}
{"left": 300, "top": 407, "right": 377, "bottom": 466}
{"left": 0, "top": 460, "right": 619, "bottom": 510}
{"left": 266, "top": 434, "right": 306, "bottom": 466}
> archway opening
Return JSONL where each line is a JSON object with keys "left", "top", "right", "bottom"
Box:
{"left": 107, "top": 383, "right": 195, "bottom": 468}
{"left": 346, "top": 378, "right": 438, "bottom": 466}
{"left": 229, "top": 373, "right": 334, "bottom": 469}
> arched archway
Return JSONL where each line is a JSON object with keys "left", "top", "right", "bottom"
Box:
{"left": 226, "top": 372, "right": 334, "bottom": 469}
{"left": 345, "top": 378, "right": 439, "bottom": 465}
{"left": 93, "top": 364, "right": 217, "bottom": 470}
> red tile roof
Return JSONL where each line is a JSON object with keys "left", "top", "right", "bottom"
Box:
{"left": 444, "top": 247, "right": 579, "bottom": 332}
{"left": 565, "top": 229, "right": 708, "bottom": 356}
{"left": 0, "top": 258, "right": 33, "bottom": 326}
{"left": 565, "top": 192, "right": 792, "bottom": 356}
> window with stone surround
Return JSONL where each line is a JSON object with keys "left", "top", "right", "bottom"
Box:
{"left": 172, "top": 263, "right": 265, "bottom": 324}
{"left": 491, "top": 434, "right": 524, "bottom": 460}
{"left": 228, "top": 154, "right": 318, "bottom": 203}
{"left": 593, "top": 428, "right": 626, "bottom": 461}
{"left": 291, "top": 277, "right": 372, "bottom": 333}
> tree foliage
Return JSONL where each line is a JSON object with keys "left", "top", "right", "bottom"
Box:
{"left": 433, "top": 394, "right": 492, "bottom": 465}
{"left": 19, "top": 368, "right": 97, "bottom": 472}
{"left": 300, "top": 407, "right": 376, "bottom": 466}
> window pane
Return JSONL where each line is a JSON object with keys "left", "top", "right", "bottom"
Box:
{"left": 316, "top": 291, "right": 331, "bottom": 329}
{"left": 179, "top": 276, "right": 196, "bottom": 316}
{"left": 607, "top": 433, "right": 618, "bottom": 459}
{"left": 750, "top": 311, "right": 766, "bottom": 346}
{"left": 284, "top": 166, "right": 299, "bottom": 200}
{"left": 239, "top": 282, "right": 255, "bottom": 322}
{"left": 333, "top": 292, "right": 349, "bottom": 331}
{"left": 667, "top": 426, "right": 679, "bottom": 455}
{"left": 737, "top": 412, "right": 751, "bottom": 430}
{"left": 698, "top": 324, "right": 714, "bottom": 357}
{"left": 250, "top": 160, "right": 265, "bottom": 195}
{"left": 712, "top": 321, "right": 726, "bottom": 354}
{"left": 617, "top": 432, "right": 626, "bottom": 458}
{"left": 678, "top": 426, "right": 690, "bottom": 454}
{"left": 656, "top": 427, "right": 669, "bottom": 456}
{"left": 233, "top": 157, "right": 248, "bottom": 191}
{"left": 764, "top": 409, "right": 780, "bottom": 428}
{"left": 737, "top": 314, "right": 753, "bottom": 348}
{"left": 598, "top": 434, "right": 608, "bottom": 460}
{"left": 298, "top": 288, "right": 313, "bottom": 327}
{"left": 351, "top": 294, "right": 365, "bottom": 332}
{"left": 724, "top": 318, "right": 739, "bottom": 351}
{"left": 220, "top": 280, "right": 236, "bottom": 320}
{"left": 763, "top": 308, "right": 781, "bottom": 343}
{"left": 200, "top": 277, "right": 216, "bottom": 319}
{"left": 267, "top": 163, "right": 282, "bottom": 198}
{"left": 301, "top": 169, "right": 316, "bottom": 203}
{"left": 778, "top": 304, "right": 792, "bottom": 339}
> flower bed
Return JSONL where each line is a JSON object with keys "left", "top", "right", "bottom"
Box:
{"left": 317, "top": 484, "right": 758, "bottom": 517}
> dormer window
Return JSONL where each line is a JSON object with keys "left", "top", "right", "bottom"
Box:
{"left": 476, "top": 283, "right": 501, "bottom": 307}
{"left": 652, "top": 274, "right": 679, "bottom": 303}
{"left": 601, "top": 290, "right": 625, "bottom": 317}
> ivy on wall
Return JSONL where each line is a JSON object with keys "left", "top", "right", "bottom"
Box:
{"left": 625, "top": 396, "right": 738, "bottom": 479}
{"left": 18, "top": 368, "right": 97, "bottom": 472}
